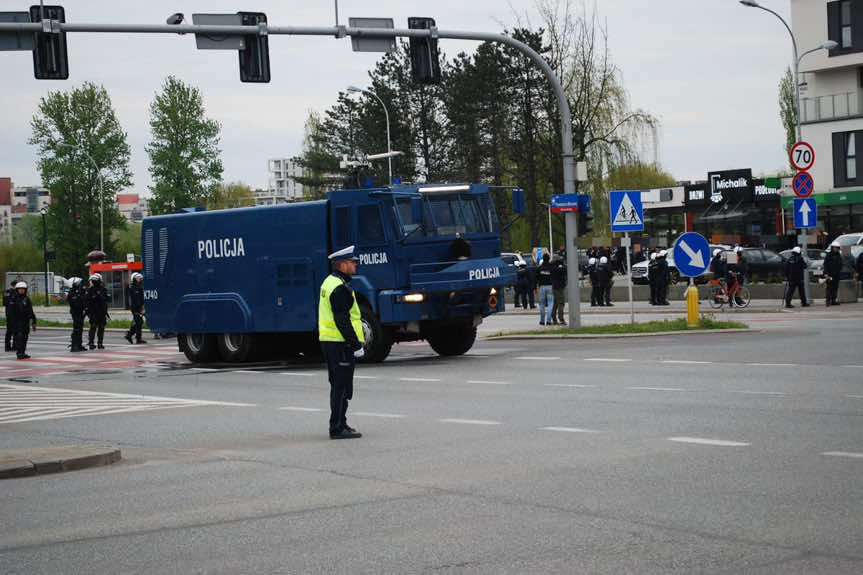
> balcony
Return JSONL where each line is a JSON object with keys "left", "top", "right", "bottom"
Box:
{"left": 801, "top": 91, "right": 859, "bottom": 123}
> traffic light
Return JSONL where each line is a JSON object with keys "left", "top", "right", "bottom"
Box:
{"left": 408, "top": 17, "right": 441, "bottom": 84}
{"left": 237, "top": 12, "right": 270, "bottom": 83}
{"left": 578, "top": 211, "right": 593, "bottom": 236}
{"left": 29, "top": 5, "right": 68, "bottom": 80}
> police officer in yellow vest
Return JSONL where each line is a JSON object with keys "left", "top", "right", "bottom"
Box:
{"left": 319, "top": 245, "right": 365, "bottom": 439}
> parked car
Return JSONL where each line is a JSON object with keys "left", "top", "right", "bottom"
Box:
{"left": 725, "top": 247, "right": 785, "bottom": 283}
{"left": 779, "top": 248, "right": 824, "bottom": 278}
{"left": 631, "top": 244, "right": 728, "bottom": 285}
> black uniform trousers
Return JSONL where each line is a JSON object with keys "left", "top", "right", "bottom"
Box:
{"left": 321, "top": 341, "right": 355, "bottom": 433}
{"left": 4, "top": 307, "right": 12, "bottom": 350}
{"left": 785, "top": 280, "right": 806, "bottom": 305}
{"left": 14, "top": 328, "right": 30, "bottom": 358}
{"left": 89, "top": 319, "right": 106, "bottom": 346}
{"left": 826, "top": 278, "right": 840, "bottom": 305}
{"left": 71, "top": 310, "right": 85, "bottom": 348}
{"left": 128, "top": 312, "right": 144, "bottom": 342}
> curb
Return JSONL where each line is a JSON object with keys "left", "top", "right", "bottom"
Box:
{"left": 0, "top": 445, "right": 121, "bottom": 479}
{"left": 485, "top": 328, "right": 761, "bottom": 340}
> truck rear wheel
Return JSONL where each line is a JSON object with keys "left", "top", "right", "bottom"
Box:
{"left": 217, "top": 333, "right": 254, "bottom": 362}
{"left": 359, "top": 303, "right": 392, "bottom": 363}
{"left": 179, "top": 333, "right": 219, "bottom": 363}
{"left": 426, "top": 322, "right": 477, "bottom": 356}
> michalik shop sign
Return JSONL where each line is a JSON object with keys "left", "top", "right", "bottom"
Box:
{"left": 685, "top": 168, "right": 753, "bottom": 206}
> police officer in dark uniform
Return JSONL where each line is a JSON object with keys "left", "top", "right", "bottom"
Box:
{"left": 587, "top": 257, "right": 599, "bottom": 306}
{"left": 550, "top": 257, "right": 567, "bottom": 325}
{"left": 66, "top": 277, "right": 87, "bottom": 352}
{"left": 515, "top": 262, "right": 530, "bottom": 309}
{"left": 125, "top": 272, "right": 147, "bottom": 344}
{"left": 648, "top": 253, "right": 659, "bottom": 305}
{"left": 656, "top": 250, "right": 670, "bottom": 305}
{"left": 9, "top": 281, "right": 36, "bottom": 359}
{"left": 4, "top": 279, "right": 17, "bottom": 352}
{"left": 598, "top": 256, "right": 613, "bottom": 306}
{"left": 783, "top": 246, "right": 809, "bottom": 308}
{"left": 86, "top": 273, "right": 110, "bottom": 349}
{"left": 319, "top": 245, "right": 364, "bottom": 439}
{"left": 823, "top": 241, "right": 843, "bottom": 306}
{"left": 856, "top": 249, "right": 863, "bottom": 293}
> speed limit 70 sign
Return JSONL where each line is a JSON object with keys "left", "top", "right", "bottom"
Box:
{"left": 790, "top": 141, "right": 815, "bottom": 171}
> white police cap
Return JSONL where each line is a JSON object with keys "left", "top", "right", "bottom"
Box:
{"left": 328, "top": 245, "right": 359, "bottom": 261}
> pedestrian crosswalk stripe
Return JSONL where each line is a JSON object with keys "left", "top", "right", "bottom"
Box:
{"left": 0, "top": 383, "right": 254, "bottom": 425}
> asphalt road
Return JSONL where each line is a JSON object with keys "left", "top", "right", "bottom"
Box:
{"left": 1, "top": 307, "right": 862, "bottom": 574}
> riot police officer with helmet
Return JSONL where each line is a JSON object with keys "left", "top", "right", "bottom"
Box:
{"left": 86, "top": 273, "right": 109, "bottom": 349}
{"left": 66, "top": 277, "right": 87, "bottom": 352}
{"left": 125, "top": 272, "right": 146, "bottom": 344}
{"left": 9, "top": 282, "right": 36, "bottom": 359}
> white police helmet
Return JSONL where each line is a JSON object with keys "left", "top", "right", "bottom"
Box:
{"left": 15, "top": 282, "right": 27, "bottom": 289}
{"left": 792, "top": 246, "right": 801, "bottom": 254}
{"left": 599, "top": 256, "right": 608, "bottom": 264}
{"left": 89, "top": 273, "right": 102, "bottom": 283}
{"left": 650, "top": 253, "right": 656, "bottom": 261}
{"left": 735, "top": 246, "right": 743, "bottom": 253}
{"left": 131, "top": 272, "right": 143, "bottom": 282}
{"left": 713, "top": 249, "right": 721, "bottom": 257}
{"left": 69, "top": 276, "right": 82, "bottom": 287}
{"left": 659, "top": 250, "right": 667, "bottom": 257}
{"left": 830, "top": 241, "right": 840, "bottom": 248}
{"left": 588, "top": 257, "right": 596, "bottom": 265}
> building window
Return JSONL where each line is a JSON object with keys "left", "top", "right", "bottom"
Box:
{"left": 847, "top": 133, "right": 857, "bottom": 180}
{"left": 842, "top": 0, "right": 853, "bottom": 47}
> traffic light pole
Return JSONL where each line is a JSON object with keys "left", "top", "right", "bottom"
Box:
{"left": 0, "top": 17, "right": 581, "bottom": 328}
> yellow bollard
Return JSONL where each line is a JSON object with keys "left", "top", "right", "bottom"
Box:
{"left": 686, "top": 283, "right": 699, "bottom": 327}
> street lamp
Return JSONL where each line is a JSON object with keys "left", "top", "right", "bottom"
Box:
{"left": 347, "top": 85, "right": 393, "bottom": 185}
{"left": 40, "top": 207, "right": 49, "bottom": 306}
{"left": 58, "top": 141, "right": 104, "bottom": 251}
{"left": 739, "top": 1, "right": 836, "bottom": 139}
{"left": 539, "top": 202, "right": 553, "bottom": 257}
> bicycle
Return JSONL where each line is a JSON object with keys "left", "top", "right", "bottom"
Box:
{"left": 707, "top": 276, "right": 751, "bottom": 309}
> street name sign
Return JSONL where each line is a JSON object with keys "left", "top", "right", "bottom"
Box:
{"left": 793, "top": 198, "right": 817, "bottom": 228}
{"left": 672, "top": 232, "right": 710, "bottom": 277}
{"left": 551, "top": 193, "right": 579, "bottom": 213}
{"left": 609, "top": 190, "right": 643, "bottom": 232}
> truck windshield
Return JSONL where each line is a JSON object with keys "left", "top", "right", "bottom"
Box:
{"left": 394, "top": 193, "right": 499, "bottom": 237}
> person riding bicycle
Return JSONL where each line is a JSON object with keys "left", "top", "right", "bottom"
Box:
{"left": 726, "top": 247, "right": 747, "bottom": 306}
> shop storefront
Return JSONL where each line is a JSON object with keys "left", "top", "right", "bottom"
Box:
{"left": 780, "top": 189, "right": 863, "bottom": 247}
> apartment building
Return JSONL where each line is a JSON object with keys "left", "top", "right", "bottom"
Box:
{"left": 256, "top": 158, "right": 304, "bottom": 205}
{"left": 793, "top": 0, "right": 863, "bottom": 236}
{"left": 116, "top": 193, "right": 148, "bottom": 222}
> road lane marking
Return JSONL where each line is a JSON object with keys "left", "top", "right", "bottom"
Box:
{"left": 191, "top": 367, "right": 218, "bottom": 372}
{"left": 539, "top": 426, "right": 599, "bottom": 433}
{"left": 745, "top": 363, "right": 797, "bottom": 367}
{"left": 279, "top": 372, "right": 319, "bottom": 377}
{"left": 583, "top": 358, "right": 632, "bottom": 362}
{"left": 279, "top": 406, "right": 325, "bottom": 412}
{"left": 660, "top": 360, "right": 712, "bottom": 365}
{"left": 438, "top": 418, "right": 501, "bottom": 425}
{"left": 846, "top": 395, "right": 863, "bottom": 400}
{"left": 234, "top": 370, "right": 260, "bottom": 374}
{"left": 729, "top": 390, "right": 787, "bottom": 396}
{"left": 544, "top": 383, "right": 597, "bottom": 389}
{"left": 515, "top": 356, "right": 560, "bottom": 360}
{"left": 35, "top": 356, "right": 97, "bottom": 363}
{"left": 467, "top": 380, "right": 512, "bottom": 385}
{"left": 354, "top": 375, "right": 378, "bottom": 379}
{"left": 667, "top": 437, "right": 749, "bottom": 447}
{"left": 351, "top": 411, "right": 405, "bottom": 419}
{"left": 399, "top": 377, "right": 441, "bottom": 382}
{"left": 822, "top": 451, "right": 863, "bottom": 459}
{"left": 626, "top": 386, "right": 688, "bottom": 392}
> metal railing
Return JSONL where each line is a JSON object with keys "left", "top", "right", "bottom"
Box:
{"left": 801, "top": 91, "right": 859, "bottom": 122}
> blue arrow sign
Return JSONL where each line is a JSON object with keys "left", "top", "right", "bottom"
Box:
{"left": 672, "top": 232, "right": 711, "bottom": 277}
{"left": 793, "top": 198, "right": 817, "bottom": 228}
{"left": 609, "top": 190, "right": 643, "bottom": 232}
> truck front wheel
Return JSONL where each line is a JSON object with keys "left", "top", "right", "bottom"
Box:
{"left": 359, "top": 303, "right": 392, "bottom": 363}
{"left": 217, "top": 333, "right": 254, "bottom": 362}
{"left": 426, "top": 322, "right": 477, "bottom": 357}
{"left": 179, "top": 333, "right": 219, "bottom": 363}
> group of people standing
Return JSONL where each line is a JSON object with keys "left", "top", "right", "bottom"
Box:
{"left": 532, "top": 253, "right": 567, "bottom": 325}
{"left": 586, "top": 256, "right": 615, "bottom": 307}
{"left": 647, "top": 250, "right": 672, "bottom": 306}
{"left": 785, "top": 241, "right": 860, "bottom": 308}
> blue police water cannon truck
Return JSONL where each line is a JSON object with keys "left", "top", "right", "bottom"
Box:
{"left": 142, "top": 183, "right": 524, "bottom": 363}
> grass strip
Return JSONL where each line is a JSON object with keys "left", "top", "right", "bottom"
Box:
{"left": 489, "top": 317, "right": 747, "bottom": 337}
{"left": 0, "top": 317, "right": 142, "bottom": 330}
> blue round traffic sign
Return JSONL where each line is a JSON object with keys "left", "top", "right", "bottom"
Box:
{"left": 672, "top": 232, "right": 711, "bottom": 277}
{"left": 792, "top": 171, "right": 814, "bottom": 198}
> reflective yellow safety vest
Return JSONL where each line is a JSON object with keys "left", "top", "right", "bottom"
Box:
{"left": 318, "top": 274, "right": 365, "bottom": 343}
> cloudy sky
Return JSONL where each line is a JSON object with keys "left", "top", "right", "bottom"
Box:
{"left": 1, "top": 0, "right": 794, "bottom": 196}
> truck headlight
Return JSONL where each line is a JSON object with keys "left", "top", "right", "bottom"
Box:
{"left": 404, "top": 293, "right": 425, "bottom": 303}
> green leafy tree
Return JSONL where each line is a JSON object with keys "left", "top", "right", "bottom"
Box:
{"left": 292, "top": 111, "right": 342, "bottom": 199}
{"left": 0, "top": 241, "right": 43, "bottom": 281}
{"left": 111, "top": 222, "right": 141, "bottom": 262}
{"left": 12, "top": 214, "right": 43, "bottom": 245}
{"left": 146, "top": 76, "right": 223, "bottom": 214}
{"left": 29, "top": 81, "right": 132, "bottom": 276}
{"left": 207, "top": 182, "right": 255, "bottom": 210}
{"left": 779, "top": 67, "right": 797, "bottom": 171}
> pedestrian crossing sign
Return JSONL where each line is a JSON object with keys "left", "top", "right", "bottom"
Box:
{"left": 609, "top": 190, "right": 643, "bottom": 232}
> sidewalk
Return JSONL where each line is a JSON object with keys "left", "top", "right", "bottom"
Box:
{"left": 0, "top": 445, "right": 121, "bottom": 479}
